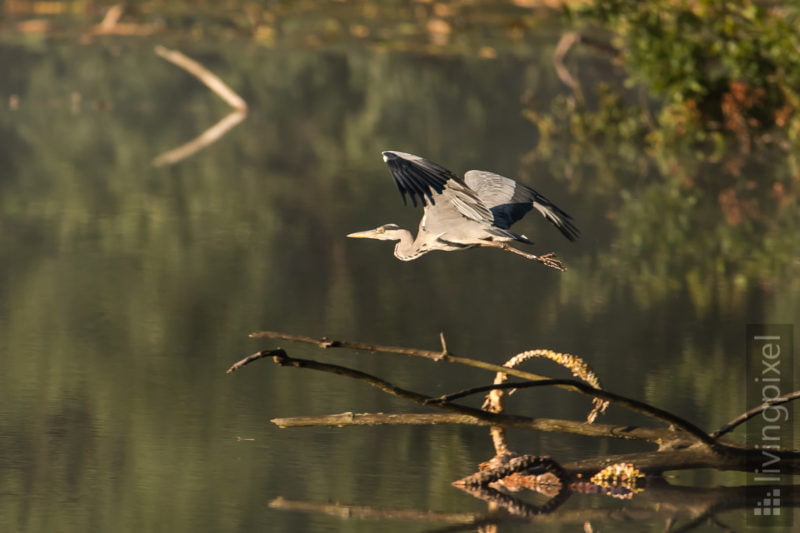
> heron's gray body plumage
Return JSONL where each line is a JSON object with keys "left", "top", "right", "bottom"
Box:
{"left": 347, "top": 151, "right": 578, "bottom": 266}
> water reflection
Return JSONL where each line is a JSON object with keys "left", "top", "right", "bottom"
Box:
{"left": 0, "top": 29, "right": 797, "bottom": 533}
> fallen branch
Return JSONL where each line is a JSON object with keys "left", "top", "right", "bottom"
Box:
{"left": 234, "top": 345, "right": 715, "bottom": 447}
{"left": 248, "top": 331, "right": 607, "bottom": 402}
{"left": 270, "top": 483, "right": 800, "bottom": 529}
{"left": 90, "top": 4, "right": 161, "bottom": 35}
{"left": 153, "top": 110, "right": 246, "bottom": 166}
{"left": 263, "top": 350, "right": 635, "bottom": 438}
{"left": 271, "top": 412, "right": 478, "bottom": 428}
{"left": 152, "top": 46, "right": 248, "bottom": 166}
{"left": 232, "top": 333, "right": 800, "bottom": 479}
{"left": 553, "top": 31, "right": 583, "bottom": 102}
{"left": 238, "top": 350, "right": 687, "bottom": 445}
{"left": 270, "top": 411, "right": 679, "bottom": 445}
{"left": 563, "top": 445, "right": 800, "bottom": 477}
{"left": 154, "top": 46, "right": 248, "bottom": 111}
{"left": 710, "top": 389, "right": 800, "bottom": 440}
{"left": 269, "top": 497, "right": 475, "bottom": 524}
{"left": 429, "top": 379, "right": 717, "bottom": 448}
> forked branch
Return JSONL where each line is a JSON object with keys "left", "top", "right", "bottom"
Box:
{"left": 229, "top": 332, "right": 800, "bottom": 476}
{"left": 230, "top": 349, "right": 689, "bottom": 444}
{"left": 154, "top": 46, "right": 248, "bottom": 111}
{"left": 248, "top": 331, "right": 599, "bottom": 395}
{"left": 710, "top": 390, "right": 800, "bottom": 440}
{"left": 428, "top": 380, "right": 717, "bottom": 448}
{"left": 152, "top": 46, "right": 248, "bottom": 166}
{"left": 238, "top": 333, "right": 715, "bottom": 446}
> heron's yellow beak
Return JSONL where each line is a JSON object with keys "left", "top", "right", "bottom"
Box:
{"left": 346, "top": 229, "right": 374, "bottom": 239}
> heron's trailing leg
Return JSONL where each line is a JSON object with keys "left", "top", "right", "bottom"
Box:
{"left": 483, "top": 242, "right": 565, "bottom": 271}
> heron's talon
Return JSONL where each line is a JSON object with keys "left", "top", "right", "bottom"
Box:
{"left": 536, "top": 253, "right": 565, "bottom": 271}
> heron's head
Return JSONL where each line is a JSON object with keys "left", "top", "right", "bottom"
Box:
{"left": 347, "top": 223, "right": 405, "bottom": 241}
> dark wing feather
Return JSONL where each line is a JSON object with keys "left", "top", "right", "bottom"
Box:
{"left": 381, "top": 151, "right": 458, "bottom": 207}
{"left": 465, "top": 170, "right": 580, "bottom": 241}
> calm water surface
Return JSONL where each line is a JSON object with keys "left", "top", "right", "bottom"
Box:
{"left": 0, "top": 38, "right": 797, "bottom": 532}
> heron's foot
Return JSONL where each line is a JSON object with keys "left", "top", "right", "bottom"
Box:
{"left": 491, "top": 242, "right": 567, "bottom": 271}
{"left": 534, "top": 253, "right": 565, "bottom": 272}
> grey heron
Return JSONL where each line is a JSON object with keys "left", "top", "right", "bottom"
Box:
{"left": 347, "top": 151, "right": 578, "bottom": 271}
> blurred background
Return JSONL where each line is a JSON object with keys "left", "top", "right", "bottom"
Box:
{"left": 0, "top": 1, "right": 798, "bottom": 531}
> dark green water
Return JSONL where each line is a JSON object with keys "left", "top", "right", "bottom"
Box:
{"left": 0, "top": 35, "right": 797, "bottom": 531}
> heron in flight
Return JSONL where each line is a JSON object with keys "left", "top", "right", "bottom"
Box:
{"left": 347, "top": 151, "right": 578, "bottom": 271}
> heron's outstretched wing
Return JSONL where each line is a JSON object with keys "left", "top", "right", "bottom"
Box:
{"left": 381, "top": 151, "right": 453, "bottom": 207}
{"left": 382, "top": 151, "right": 494, "bottom": 225}
{"left": 464, "top": 170, "right": 580, "bottom": 241}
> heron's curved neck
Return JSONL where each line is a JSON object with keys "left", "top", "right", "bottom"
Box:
{"left": 393, "top": 229, "right": 426, "bottom": 261}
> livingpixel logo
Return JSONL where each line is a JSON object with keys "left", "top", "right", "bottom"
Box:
{"left": 746, "top": 324, "right": 793, "bottom": 528}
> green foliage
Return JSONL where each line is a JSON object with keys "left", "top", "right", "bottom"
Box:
{"left": 575, "top": 0, "right": 800, "bottom": 145}
{"left": 524, "top": 2, "right": 800, "bottom": 317}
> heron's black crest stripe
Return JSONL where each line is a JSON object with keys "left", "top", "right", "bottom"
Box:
{"left": 382, "top": 151, "right": 455, "bottom": 208}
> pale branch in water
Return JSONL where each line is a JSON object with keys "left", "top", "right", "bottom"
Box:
{"left": 233, "top": 348, "right": 714, "bottom": 447}
{"left": 232, "top": 334, "right": 800, "bottom": 475}
{"left": 154, "top": 46, "right": 248, "bottom": 111}
{"left": 152, "top": 46, "right": 248, "bottom": 167}
{"left": 710, "top": 389, "right": 800, "bottom": 440}
{"left": 269, "top": 497, "right": 475, "bottom": 524}
{"left": 270, "top": 411, "right": 682, "bottom": 445}
{"left": 245, "top": 331, "right": 798, "bottom": 449}
{"left": 270, "top": 483, "right": 800, "bottom": 527}
{"left": 553, "top": 31, "right": 584, "bottom": 103}
{"left": 562, "top": 446, "right": 800, "bottom": 476}
{"left": 261, "top": 350, "right": 665, "bottom": 440}
{"left": 234, "top": 349, "right": 689, "bottom": 444}
{"left": 152, "top": 110, "right": 246, "bottom": 167}
{"left": 428, "top": 379, "right": 718, "bottom": 448}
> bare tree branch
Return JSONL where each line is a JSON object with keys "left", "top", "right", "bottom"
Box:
{"left": 269, "top": 497, "right": 475, "bottom": 524}
{"left": 428, "top": 380, "right": 718, "bottom": 448}
{"left": 230, "top": 344, "right": 800, "bottom": 477}
{"left": 155, "top": 46, "right": 248, "bottom": 111}
{"left": 270, "top": 483, "right": 800, "bottom": 529}
{"left": 270, "top": 411, "right": 682, "bottom": 444}
{"left": 152, "top": 46, "right": 248, "bottom": 166}
{"left": 153, "top": 110, "right": 246, "bottom": 167}
{"left": 553, "top": 31, "right": 584, "bottom": 102}
{"left": 710, "top": 390, "right": 800, "bottom": 440}
{"left": 562, "top": 446, "right": 800, "bottom": 476}
{"left": 248, "top": 330, "right": 602, "bottom": 395}
{"left": 235, "top": 349, "right": 696, "bottom": 446}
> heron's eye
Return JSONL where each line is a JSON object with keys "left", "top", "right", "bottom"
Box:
{"left": 377, "top": 227, "right": 385, "bottom": 234}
